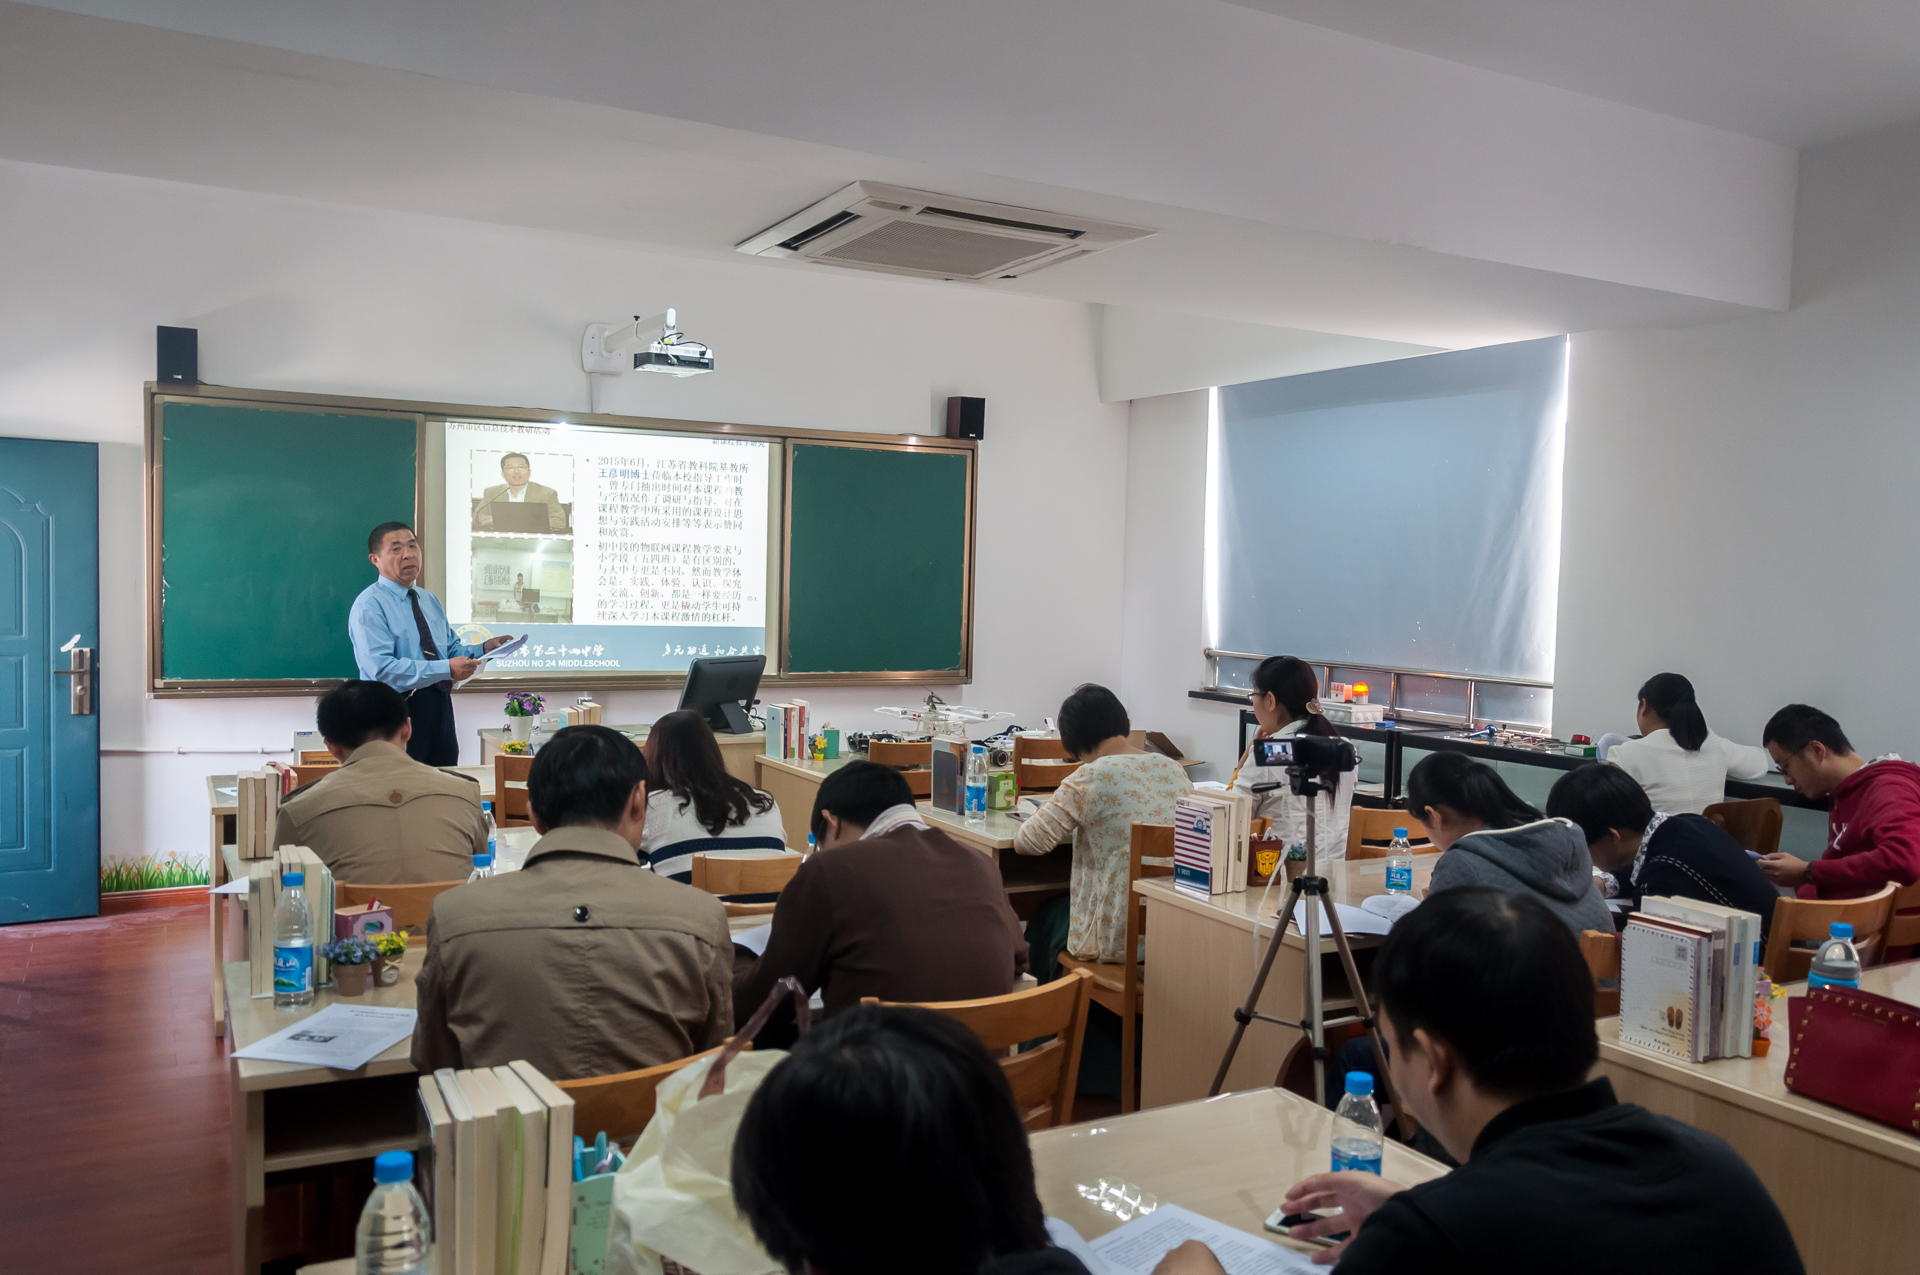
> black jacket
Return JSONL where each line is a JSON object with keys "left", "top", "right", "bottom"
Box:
{"left": 1336, "top": 1079, "right": 1803, "bottom": 1274}
{"left": 1628, "top": 813, "right": 1782, "bottom": 944}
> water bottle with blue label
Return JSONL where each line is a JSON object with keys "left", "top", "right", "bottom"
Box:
{"left": 1331, "top": 1071, "right": 1384, "bottom": 1174}
{"left": 965, "top": 744, "right": 988, "bottom": 828}
{"left": 1385, "top": 828, "right": 1414, "bottom": 895}
{"left": 481, "top": 800, "right": 497, "bottom": 859}
{"left": 1808, "top": 923, "right": 1862, "bottom": 989}
{"left": 273, "top": 869, "right": 315, "bottom": 1009}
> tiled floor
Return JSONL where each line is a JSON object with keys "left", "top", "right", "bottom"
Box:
{"left": 0, "top": 904, "right": 231, "bottom": 1273}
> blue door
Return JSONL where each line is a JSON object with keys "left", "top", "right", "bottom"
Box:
{"left": 0, "top": 438, "right": 99, "bottom": 924}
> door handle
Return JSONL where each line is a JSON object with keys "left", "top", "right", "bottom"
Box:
{"left": 53, "top": 642, "right": 93, "bottom": 716}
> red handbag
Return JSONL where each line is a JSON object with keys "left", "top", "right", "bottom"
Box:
{"left": 1784, "top": 984, "right": 1920, "bottom": 1133}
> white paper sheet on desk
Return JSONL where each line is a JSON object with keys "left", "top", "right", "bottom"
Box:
{"left": 1290, "top": 899, "right": 1394, "bottom": 937}
{"left": 732, "top": 922, "right": 773, "bottom": 956}
{"left": 210, "top": 878, "right": 251, "bottom": 895}
{"left": 231, "top": 1004, "right": 417, "bottom": 1071}
{"left": 452, "top": 634, "right": 529, "bottom": 688}
{"left": 1087, "top": 1204, "right": 1315, "bottom": 1275}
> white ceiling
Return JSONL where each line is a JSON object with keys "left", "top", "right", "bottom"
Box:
{"left": 0, "top": 0, "right": 1811, "bottom": 353}
{"left": 1228, "top": 0, "right": 1920, "bottom": 147}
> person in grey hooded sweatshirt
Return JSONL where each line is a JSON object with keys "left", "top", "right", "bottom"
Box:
{"left": 1407, "top": 751, "right": 1612, "bottom": 936}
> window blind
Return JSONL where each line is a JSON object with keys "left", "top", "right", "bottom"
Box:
{"left": 1208, "top": 335, "right": 1567, "bottom": 683}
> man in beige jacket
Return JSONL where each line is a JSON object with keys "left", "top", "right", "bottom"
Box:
{"left": 274, "top": 680, "right": 486, "bottom": 884}
{"left": 411, "top": 725, "right": 734, "bottom": 1080}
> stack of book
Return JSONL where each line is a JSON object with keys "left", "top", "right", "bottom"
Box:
{"left": 247, "top": 845, "right": 336, "bottom": 998}
{"left": 1171, "top": 789, "right": 1251, "bottom": 897}
{"left": 763, "top": 699, "right": 811, "bottom": 760}
{"left": 235, "top": 770, "right": 281, "bottom": 860}
{"left": 1619, "top": 897, "right": 1762, "bottom": 1063}
{"left": 419, "top": 1062, "right": 576, "bottom": 1275}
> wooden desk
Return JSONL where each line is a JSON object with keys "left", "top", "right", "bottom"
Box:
{"left": 1137, "top": 855, "right": 1439, "bottom": 1110}
{"left": 1031, "top": 1086, "right": 1447, "bottom": 1250}
{"left": 479, "top": 723, "right": 765, "bottom": 785}
{"left": 227, "top": 947, "right": 426, "bottom": 1274}
{"left": 1596, "top": 962, "right": 1920, "bottom": 1275}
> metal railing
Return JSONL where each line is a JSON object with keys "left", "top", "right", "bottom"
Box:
{"left": 1201, "top": 648, "right": 1553, "bottom": 730}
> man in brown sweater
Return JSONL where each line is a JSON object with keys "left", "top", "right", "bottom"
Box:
{"left": 733, "top": 761, "right": 1028, "bottom": 1027}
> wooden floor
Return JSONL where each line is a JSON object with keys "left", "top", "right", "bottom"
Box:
{"left": 0, "top": 904, "right": 230, "bottom": 1273}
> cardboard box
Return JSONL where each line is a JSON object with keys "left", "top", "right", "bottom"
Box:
{"left": 335, "top": 902, "right": 397, "bottom": 942}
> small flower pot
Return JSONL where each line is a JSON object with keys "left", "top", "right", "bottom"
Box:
{"left": 332, "top": 962, "right": 372, "bottom": 996}
{"left": 507, "top": 714, "right": 534, "bottom": 743}
{"left": 372, "top": 953, "right": 404, "bottom": 988}
{"left": 1283, "top": 858, "right": 1308, "bottom": 883}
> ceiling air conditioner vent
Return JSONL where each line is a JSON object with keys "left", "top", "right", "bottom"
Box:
{"left": 737, "top": 182, "right": 1152, "bottom": 281}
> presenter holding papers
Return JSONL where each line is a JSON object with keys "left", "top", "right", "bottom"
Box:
{"left": 474, "top": 451, "right": 567, "bottom": 533}
{"left": 349, "top": 521, "right": 514, "bottom": 766}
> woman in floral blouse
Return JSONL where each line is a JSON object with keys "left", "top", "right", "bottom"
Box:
{"left": 1015, "top": 684, "right": 1191, "bottom": 968}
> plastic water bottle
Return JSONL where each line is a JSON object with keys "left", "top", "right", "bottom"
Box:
{"left": 1385, "top": 829, "right": 1414, "bottom": 895}
{"left": 481, "top": 800, "right": 497, "bottom": 859}
{"left": 467, "top": 851, "right": 495, "bottom": 884}
{"left": 1808, "top": 922, "right": 1862, "bottom": 989}
{"left": 273, "top": 870, "right": 314, "bottom": 1010}
{"left": 355, "top": 1150, "right": 432, "bottom": 1274}
{"left": 1330, "top": 1072, "right": 1384, "bottom": 1174}
{"left": 965, "top": 744, "right": 988, "bottom": 827}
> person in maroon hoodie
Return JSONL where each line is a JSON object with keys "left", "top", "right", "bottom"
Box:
{"left": 1756, "top": 704, "right": 1920, "bottom": 898}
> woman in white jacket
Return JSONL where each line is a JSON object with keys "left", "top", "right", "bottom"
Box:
{"left": 1606, "top": 672, "right": 1771, "bottom": 815}
{"left": 1231, "top": 656, "right": 1355, "bottom": 862}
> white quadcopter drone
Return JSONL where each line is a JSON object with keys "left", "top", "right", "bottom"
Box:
{"left": 874, "top": 692, "right": 1012, "bottom": 739}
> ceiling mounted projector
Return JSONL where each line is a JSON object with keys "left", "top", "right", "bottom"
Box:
{"left": 581, "top": 309, "right": 715, "bottom": 378}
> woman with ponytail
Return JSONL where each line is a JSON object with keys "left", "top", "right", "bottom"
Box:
{"left": 1231, "top": 656, "right": 1356, "bottom": 862}
{"left": 1605, "top": 673, "right": 1771, "bottom": 815}
{"left": 1408, "top": 751, "right": 1612, "bottom": 935}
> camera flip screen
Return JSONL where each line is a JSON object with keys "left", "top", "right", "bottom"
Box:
{"left": 1252, "top": 737, "right": 1294, "bottom": 768}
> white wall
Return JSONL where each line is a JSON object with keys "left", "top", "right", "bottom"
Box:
{"left": 1118, "top": 390, "right": 1241, "bottom": 780}
{"left": 1554, "top": 118, "right": 1920, "bottom": 755}
{"left": 0, "top": 157, "right": 1128, "bottom": 876}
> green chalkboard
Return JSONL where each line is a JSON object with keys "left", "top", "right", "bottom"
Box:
{"left": 159, "top": 402, "right": 416, "bottom": 682}
{"left": 786, "top": 443, "right": 970, "bottom": 674}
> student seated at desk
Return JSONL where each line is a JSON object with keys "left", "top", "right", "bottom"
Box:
{"left": 272, "top": 679, "right": 486, "bottom": 883}
{"left": 1160, "top": 889, "right": 1806, "bottom": 1275}
{"left": 733, "top": 1004, "right": 1104, "bottom": 1275}
{"left": 733, "top": 761, "right": 1027, "bottom": 1026}
{"left": 1757, "top": 703, "right": 1920, "bottom": 898}
{"left": 1231, "top": 656, "right": 1354, "bottom": 862}
{"left": 412, "top": 725, "right": 733, "bottom": 1081}
{"left": 1408, "top": 752, "right": 1611, "bottom": 935}
{"left": 1547, "top": 763, "right": 1779, "bottom": 939}
{"left": 1605, "top": 672, "right": 1771, "bottom": 815}
{"left": 639, "top": 708, "right": 789, "bottom": 881}
{"left": 1015, "top": 684, "right": 1190, "bottom": 972}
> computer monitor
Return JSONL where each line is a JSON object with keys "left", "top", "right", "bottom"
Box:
{"left": 678, "top": 654, "right": 766, "bottom": 735}
{"left": 519, "top": 588, "right": 541, "bottom": 611}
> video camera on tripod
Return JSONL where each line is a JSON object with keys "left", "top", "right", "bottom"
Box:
{"left": 1249, "top": 734, "right": 1358, "bottom": 796}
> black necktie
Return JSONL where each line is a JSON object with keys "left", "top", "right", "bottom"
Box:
{"left": 407, "top": 589, "right": 441, "bottom": 661}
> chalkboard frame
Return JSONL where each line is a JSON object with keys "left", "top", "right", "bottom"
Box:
{"left": 779, "top": 437, "right": 976, "bottom": 685}
{"left": 144, "top": 382, "right": 976, "bottom": 696}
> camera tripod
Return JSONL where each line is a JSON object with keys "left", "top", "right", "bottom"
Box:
{"left": 1207, "top": 780, "right": 1404, "bottom": 1128}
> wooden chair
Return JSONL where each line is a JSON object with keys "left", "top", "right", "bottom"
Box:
{"left": 1056, "top": 823, "right": 1174, "bottom": 1113}
{"left": 1880, "top": 879, "right": 1920, "bottom": 956}
{"left": 1346, "top": 808, "right": 1432, "bottom": 860}
{"left": 334, "top": 880, "right": 466, "bottom": 938}
{"left": 555, "top": 1042, "right": 738, "bottom": 1143}
{"left": 1580, "top": 929, "right": 1622, "bottom": 1018}
{"left": 689, "top": 852, "right": 801, "bottom": 917}
{"left": 865, "top": 968, "right": 1094, "bottom": 1130}
{"left": 1703, "top": 798, "right": 1783, "bottom": 857}
{"left": 867, "top": 740, "right": 933, "bottom": 797}
{"left": 1013, "top": 734, "right": 1082, "bottom": 795}
{"left": 288, "top": 762, "right": 338, "bottom": 790}
{"left": 493, "top": 753, "right": 534, "bottom": 827}
{"left": 1761, "top": 882, "right": 1898, "bottom": 983}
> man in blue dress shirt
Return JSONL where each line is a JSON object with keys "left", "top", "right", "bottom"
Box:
{"left": 348, "top": 521, "right": 513, "bottom": 766}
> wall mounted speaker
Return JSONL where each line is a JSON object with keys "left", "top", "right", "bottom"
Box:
{"left": 157, "top": 326, "right": 199, "bottom": 384}
{"left": 945, "top": 396, "right": 984, "bottom": 440}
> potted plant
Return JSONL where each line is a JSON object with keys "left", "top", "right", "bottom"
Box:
{"left": 321, "top": 937, "right": 379, "bottom": 995}
{"left": 504, "top": 690, "right": 545, "bottom": 744}
{"left": 1283, "top": 842, "right": 1308, "bottom": 882}
{"left": 371, "top": 930, "right": 408, "bottom": 987}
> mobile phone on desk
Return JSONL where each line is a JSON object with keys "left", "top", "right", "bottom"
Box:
{"left": 1265, "top": 1209, "right": 1347, "bottom": 1246}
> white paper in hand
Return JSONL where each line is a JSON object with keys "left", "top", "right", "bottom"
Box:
{"left": 454, "top": 633, "right": 529, "bottom": 687}
{"left": 232, "top": 1003, "right": 417, "bottom": 1071}
{"left": 1087, "top": 1204, "right": 1316, "bottom": 1275}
